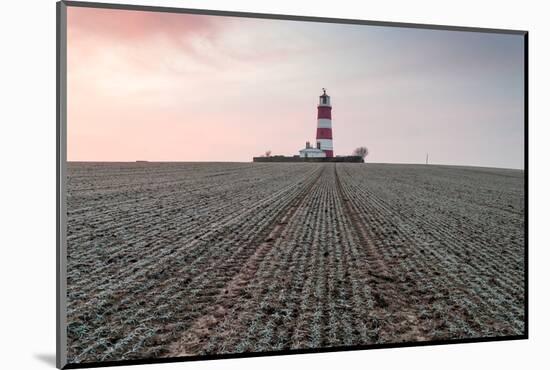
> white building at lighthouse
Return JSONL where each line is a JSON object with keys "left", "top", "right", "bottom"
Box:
{"left": 299, "top": 89, "right": 334, "bottom": 158}
{"left": 299, "top": 141, "right": 325, "bottom": 158}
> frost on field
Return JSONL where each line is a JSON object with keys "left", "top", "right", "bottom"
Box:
{"left": 66, "top": 162, "right": 525, "bottom": 363}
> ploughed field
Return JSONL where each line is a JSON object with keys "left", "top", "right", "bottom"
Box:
{"left": 66, "top": 162, "right": 525, "bottom": 363}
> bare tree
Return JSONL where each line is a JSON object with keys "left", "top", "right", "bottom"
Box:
{"left": 353, "top": 146, "right": 369, "bottom": 159}
{"left": 264, "top": 150, "right": 272, "bottom": 157}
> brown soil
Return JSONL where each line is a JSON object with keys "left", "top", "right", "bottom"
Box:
{"left": 65, "top": 162, "right": 525, "bottom": 363}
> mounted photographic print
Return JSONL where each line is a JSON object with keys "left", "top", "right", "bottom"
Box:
{"left": 56, "top": 1, "right": 528, "bottom": 368}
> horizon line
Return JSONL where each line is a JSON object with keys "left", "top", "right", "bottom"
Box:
{"left": 66, "top": 160, "right": 524, "bottom": 171}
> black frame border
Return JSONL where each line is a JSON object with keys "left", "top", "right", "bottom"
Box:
{"left": 56, "top": 1, "right": 529, "bottom": 369}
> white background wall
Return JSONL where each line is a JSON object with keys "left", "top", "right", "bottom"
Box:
{"left": 0, "top": 0, "right": 547, "bottom": 369}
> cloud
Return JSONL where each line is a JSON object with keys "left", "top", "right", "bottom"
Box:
{"left": 67, "top": 7, "right": 221, "bottom": 44}
{"left": 66, "top": 7, "right": 524, "bottom": 168}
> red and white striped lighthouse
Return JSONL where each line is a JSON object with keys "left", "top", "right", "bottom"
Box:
{"left": 316, "top": 88, "right": 334, "bottom": 158}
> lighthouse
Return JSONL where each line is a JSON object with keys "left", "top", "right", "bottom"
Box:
{"left": 255, "top": 88, "right": 363, "bottom": 162}
{"left": 316, "top": 88, "right": 334, "bottom": 157}
{"left": 298, "top": 89, "right": 335, "bottom": 159}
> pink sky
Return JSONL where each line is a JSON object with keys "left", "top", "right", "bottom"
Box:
{"left": 67, "top": 6, "right": 524, "bottom": 168}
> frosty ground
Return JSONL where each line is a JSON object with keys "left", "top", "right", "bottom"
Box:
{"left": 65, "top": 162, "right": 525, "bottom": 363}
